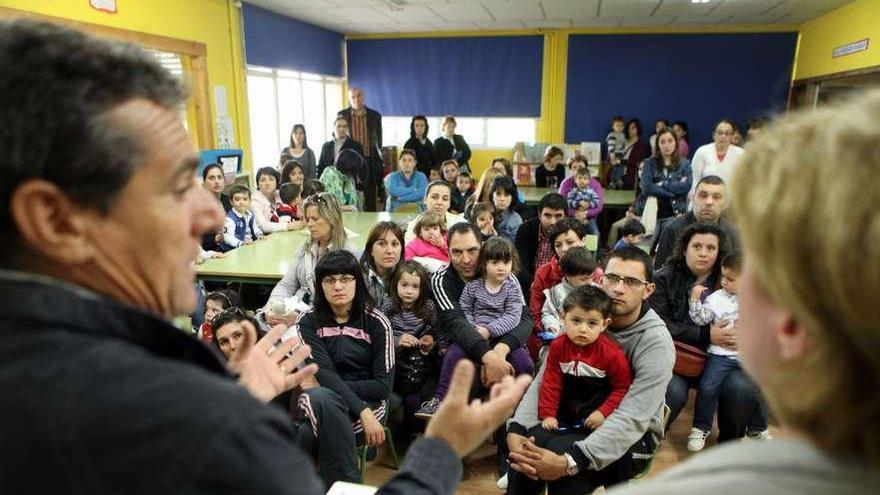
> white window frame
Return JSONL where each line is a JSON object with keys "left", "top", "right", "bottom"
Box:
{"left": 246, "top": 65, "right": 344, "bottom": 168}
{"left": 382, "top": 116, "right": 537, "bottom": 149}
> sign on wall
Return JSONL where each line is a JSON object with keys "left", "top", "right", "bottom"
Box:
{"left": 832, "top": 39, "right": 870, "bottom": 58}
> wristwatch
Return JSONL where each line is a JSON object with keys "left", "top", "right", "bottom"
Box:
{"left": 564, "top": 453, "right": 580, "bottom": 476}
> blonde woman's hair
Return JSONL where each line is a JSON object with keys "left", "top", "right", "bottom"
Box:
{"left": 732, "top": 90, "right": 880, "bottom": 467}
{"left": 466, "top": 167, "right": 502, "bottom": 211}
{"left": 302, "top": 192, "right": 347, "bottom": 249}
{"left": 414, "top": 211, "right": 447, "bottom": 238}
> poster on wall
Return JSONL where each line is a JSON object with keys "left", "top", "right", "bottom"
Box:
{"left": 90, "top": 0, "right": 118, "bottom": 14}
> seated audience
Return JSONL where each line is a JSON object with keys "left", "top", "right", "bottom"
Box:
{"left": 613, "top": 219, "right": 646, "bottom": 251}
{"left": 491, "top": 175, "right": 524, "bottom": 241}
{"left": 417, "top": 237, "right": 533, "bottom": 418}
{"left": 293, "top": 250, "right": 394, "bottom": 486}
{"left": 506, "top": 247, "right": 674, "bottom": 494}
{"left": 201, "top": 163, "right": 232, "bottom": 252}
{"left": 608, "top": 118, "right": 650, "bottom": 190}
{"left": 441, "top": 159, "right": 460, "bottom": 185}
{"left": 469, "top": 202, "right": 497, "bottom": 241}
{"left": 540, "top": 247, "right": 603, "bottom": 346}
{"left": 672, "top": 120, "right": 690, "bottom": 159}
{"left": 252, "top": 167, "right": 296, "bottom": 234}
{"left": 558, "top": 155, "right": 604, "bottom": 222}
{"left": 515, "top": 193, "right": 567, "bottom": 288}
{"left": 196, "top": 289, "right": 240, "bottom": 343}
{"left": 405, "top": 181, "right": 466, "bottom": 242}
{"left": 317, "top": 116, "right": 364, "bottom": 178}
{"left": 536, "top": 146, "right": 566, "bottom": 189}
{"left": 220, "top": 184, "right": 264, "bottom": 251}
{"left": 302, "top": 178, "right": 325, "bottom": 199}
{"left": 605, "top": 116, "right": 626, "bottom": 163}
{"left": 567, "top": 167, "right": 601, "bottom": 235}
{"left": 451, "top": 171, "right": 473, "bottom": 214}
{"left": 405, "top": 211, "right": 449, "bottom": 272}
{"left": 654, "top": 175, "right": 738, "bottom": 270}
{"left": 650, "top": 224, "right": 765, "bottom": 443}
{"left": 321, "top": 148, "right": 363, "bottom": 212}
{"left": 275, "top": 182, "right": 304, "bottom": 227}
{"left": 360, "top": 221, "right": 405, "bottom": 309}
{"left": 385, "top": 148, "right": 427, "bottom": 212}
{"left": 281, "top": 160, "right": 307, "bottom": 187}
{"left": 281, "top": 124, "right": 317, "bottom": 180}
{"left": 688, "top": 119, "right": 743, "bottom": 204}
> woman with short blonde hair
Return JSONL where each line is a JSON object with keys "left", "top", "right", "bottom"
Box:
{"left": 613, "top": 91, "right": 880, "bottom": 494}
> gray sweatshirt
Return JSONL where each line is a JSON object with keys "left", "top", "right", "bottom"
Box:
{"left": 607, "top": 438, "right": 880, "bottom": 495}
{"left": 509, "top": 308, "right": 674, "bottom": 471}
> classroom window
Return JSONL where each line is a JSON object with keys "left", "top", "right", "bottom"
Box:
{"left": 246, "top": 66, "right": 344, "bottom": 169}
{"left": 382, "top": 116, "right": 536, "bottom": 149}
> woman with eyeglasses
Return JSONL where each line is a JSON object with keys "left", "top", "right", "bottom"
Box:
{"left": 360, "top": 221, "right": 405, "bottom": 309}
{"left": 649, "top": 224, "right": 766, "bottom": 446}
{"left": 293, "top": 250, "right": 393, "bottom": 486}
{"left": 688, "top": 119, "right": 744, "bottom": 205}
{"left": 263, "top": 193, "right": 358, "bottom": 327}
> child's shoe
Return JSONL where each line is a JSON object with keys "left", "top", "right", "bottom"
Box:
{"left": 687, "top": 428, "right": 710, "bottom": 452}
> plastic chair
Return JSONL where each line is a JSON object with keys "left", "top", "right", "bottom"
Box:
{"left": 357, "top": 425, "right": 400, "bottom": 479}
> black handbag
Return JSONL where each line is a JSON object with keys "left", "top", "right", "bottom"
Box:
{"left": 395, "top": 347, "right": 429, "bottom": 395}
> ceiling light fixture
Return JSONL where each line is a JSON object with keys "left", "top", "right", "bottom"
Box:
{"left": 691, "top": 0, "right": 711, "bottom": 4}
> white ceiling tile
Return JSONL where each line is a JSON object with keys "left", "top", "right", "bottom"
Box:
{"left": 425, "top": 21, "right": 482, "bottom": 30}
{"left": 771, "top": 11, "right": 823, "bottom": 24}
{"left": 541, "top": 0, "right": 599, "bottom": 20}
{"left": 709, "top": 0, "right": 785, "bottom": 17}
{"left": 346, "top": 23, "right": 403, "bottom": 33}
{"left": 473, "top": 20, "right": 528, "bottom": 29}
{"left": 323, "top": 6, "right": 394, "bottom": 23}
{"left": 620, "top": 16, "right": 677, "bottom": 27}
{"left": 485, "top": 0, "right": 545, "bottom": 21}
{"left": 653, "top": 0, "right": 716, "bottom": 17}
{"left": 525, "top": 19, "right": 573, "bottom": 29}
{"left": 600, "top": 0, "right": 661, "bottom": 17}
{"left": 671, "top": 15, "right": 727, "bottom": 26}
{"left": 572, "top": 16, "right": 624, "bottom": 27}
{"left": 392, "top": 22, "right": 443, "bottom": 31}
{"left": 380, "top": 5, "right": 441, "bottom": 22}
{"left": 436, "top": 2, "right": 495, "bottom": 22}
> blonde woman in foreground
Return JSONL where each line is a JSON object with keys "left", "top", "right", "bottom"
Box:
{"left": 611, "top": 92, "right": 880, "bottom": 494}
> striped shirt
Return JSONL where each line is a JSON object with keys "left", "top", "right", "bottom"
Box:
{"left": 350, "top": 112, "right": 371, "bottom": 157}
{"left": 460, "top": 277, "right": 525, "bottom": 337}
{"left": 381, "top": 299, "right": 440, "bottom": 346}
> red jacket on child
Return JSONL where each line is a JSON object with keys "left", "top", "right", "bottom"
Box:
{"left": 538, "top": 332, "right": 632, "bottom": 422}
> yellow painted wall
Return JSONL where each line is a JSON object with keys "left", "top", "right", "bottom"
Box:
{"left": 3, "top": 0, "right": 252, "bottom": 171}
{"left": 794, "top": 0, "right": 880, "bottom": 80}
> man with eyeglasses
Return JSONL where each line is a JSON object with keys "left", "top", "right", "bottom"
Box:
{"left": 506, "top": 247, "right": 674, "bottom": 495}
{"left": 654, "top": 175, "right": 740, "bottom": 271}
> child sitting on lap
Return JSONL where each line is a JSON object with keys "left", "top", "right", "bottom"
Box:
{"left": 404, "top": 211, "right": 449, "bottom": 272}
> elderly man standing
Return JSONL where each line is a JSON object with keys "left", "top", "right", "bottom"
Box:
{"left": 0, "top": 20, "right": 530, "bottom": 495}
{"left": 338, "top": 87, "right": 383, "bottom": 211}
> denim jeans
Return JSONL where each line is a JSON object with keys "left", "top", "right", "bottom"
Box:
{"left": 666, "top": 367, "right": 767, "bottom": 441}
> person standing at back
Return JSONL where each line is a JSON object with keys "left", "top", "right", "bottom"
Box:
{"left": 338, "top": 87, "right": 383, "bottom": 211}
{"left": 688, "top": 119, "right": 744, "bottom": 206}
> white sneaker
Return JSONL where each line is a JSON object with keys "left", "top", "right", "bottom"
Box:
{"left": 497, "top": 473, "right": 508, "bottom": 490}
{"left": 687, "top": 428, "right": 710, "bottom": 452}
{"left": 745, "top": 429, "right": 773, "bottom": 441}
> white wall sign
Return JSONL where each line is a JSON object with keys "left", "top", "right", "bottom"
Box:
{"left": 832, "top": 38, "right": 869, "bottom": 58}
{"left": 89, "top": 0, "right": 117, "bottom": 14}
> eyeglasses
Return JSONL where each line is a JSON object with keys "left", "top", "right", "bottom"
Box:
{"left": 603, "top": 273, "right": 649, "bottom": 289}
{"left": 321, "top": 275, "right": 357, "bottom": 287}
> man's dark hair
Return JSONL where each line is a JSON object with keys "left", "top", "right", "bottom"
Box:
{"left": 562, "top": 285, "right": 612, "bottom": 319}
{"left": 560, "top": 247, "right": 597, "bottom": 277}
{"left": 548, "top": 217, "right": 585, "bottom": 245}
{"left": 279, "top": 183, "right": 301, "bottom": 205}
{"left": 605, "top": 246, "right": 654, "bottom": 283}
{"left": 537, "top": 192, "right": 567, "bottom": 213}
{"left": 696, "top": 175, "right": 725, "bottom": 188}
{"left": 447, "top": 221, "right": 481, "bottom": 245}
{"left": 0, "top": 20, "right": 186, "bottom": 264}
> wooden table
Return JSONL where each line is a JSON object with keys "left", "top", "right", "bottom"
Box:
{"left": 520, "top": 186, "right": 634, "bottom": 207}
{"left": 196, "top": 212, "right": 416, "bottom": 283}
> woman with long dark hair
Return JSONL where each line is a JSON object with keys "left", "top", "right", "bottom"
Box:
{"left": 360, "top": 221, "right": 405, "bottom": 308}
{"left": 281, "top": 123, "right": 316, "bottom": 180}
{"left": 294, "top": 250, "right": 393, "bottom": 487}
